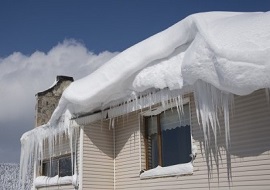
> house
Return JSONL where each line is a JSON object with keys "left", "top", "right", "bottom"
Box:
{"left": 20, "top": 11, "right": 270, "bottom": 190}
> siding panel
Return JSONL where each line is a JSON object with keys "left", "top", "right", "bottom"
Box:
{"left": 115, "top": 90, "right": 270, "bottom": 190}
{"left": 82, "top": 120, "right": 114, "bottom": 190}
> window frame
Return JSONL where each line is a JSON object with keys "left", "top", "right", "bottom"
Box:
{"left": 142, "top": 98, "right": 191, "bottom": 170}
{"left": 41, "top": 153, "right": 74, "bottom": 177}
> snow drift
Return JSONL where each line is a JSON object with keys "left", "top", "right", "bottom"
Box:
{"left": 20, "top": 11, "right": 270, "bottom": 188}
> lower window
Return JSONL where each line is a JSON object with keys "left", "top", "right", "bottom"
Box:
{"left": 42, "top": 155, "right": 72, "bottom": 177}
{"left": 144, "top": 104, "right": 192, "bottom": 170}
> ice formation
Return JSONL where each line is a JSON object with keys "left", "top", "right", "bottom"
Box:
{"left": 20, "top": 11, "right": 270, "bottom": 188}
{"left": 19, "top": 111, "right": 80, "bottom": 189}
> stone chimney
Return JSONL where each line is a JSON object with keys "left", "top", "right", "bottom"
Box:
{"left": 35, "top": 76, "right": 74, "bottom": 127}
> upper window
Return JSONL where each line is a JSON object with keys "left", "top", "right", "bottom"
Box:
{"left": 42, "top": 155, "right": 72, "bottom": 177}
{"left": 144, "top": 104, "right": 191, "bottom": 170}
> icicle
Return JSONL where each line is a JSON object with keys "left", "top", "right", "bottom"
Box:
{"left": 194, "top": 80, "right": 233, "bottom": 153}
{"left": 19, "top": 110, "right": 77, "bottom": 190}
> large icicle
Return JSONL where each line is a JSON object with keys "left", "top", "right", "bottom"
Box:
{"left": 193, "top": 80, "right": 234, "bottom": 151}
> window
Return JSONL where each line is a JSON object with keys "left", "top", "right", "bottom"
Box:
{"left": 144, "top": 104, "right": 192, "bottom": 170}
{"left": 42, "top": 155, "right": 72, "bottom": 177}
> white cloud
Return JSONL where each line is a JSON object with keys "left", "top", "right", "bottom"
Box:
{"left": 0, "top": 40, "right": 118, "bottom": 162}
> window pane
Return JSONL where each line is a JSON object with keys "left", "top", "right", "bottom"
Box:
{"left": 150, "top": 134, "right": 158, "bottom": 168}
{"left": 42, "top": 160, "right": 58, "bottom": 177}
{"left": 161, "top": 106, "right": 191, "bottom": 167}
{"left": 147, "top": 116, "right": 159, "bottom": 169}
{"left": 147, "top": 116, "right": 157, "bottom": 135}
{"left": 51, "top": 160, "right": 58, "bottom": 177}
{"left": 59, "top": 156, "right": 72, "bottom": 177}
{"left": 160, "top": 105, "right": 190, "bottom": 130}
{"left": 42, "top": 162, "right": 50, "bottom": 176}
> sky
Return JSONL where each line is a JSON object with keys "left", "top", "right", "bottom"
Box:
{"left": 0, "top": 0, "right": 269, "bottom": 163}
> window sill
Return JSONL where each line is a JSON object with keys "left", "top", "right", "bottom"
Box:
{"left": 34, "top": 175, "right": 77, "bottom": 188}
{"left": 140, "top": 162, "right": 193, "bottom": 179}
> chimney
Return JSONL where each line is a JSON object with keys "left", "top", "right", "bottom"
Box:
{"left": 35, "top": 76, "right": 74, "bottom": 127}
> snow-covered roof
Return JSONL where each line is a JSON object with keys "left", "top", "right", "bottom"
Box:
{"left": 50, "top": 11, "right": 270, "bottom": 123}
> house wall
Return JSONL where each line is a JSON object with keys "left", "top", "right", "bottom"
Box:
{"left": 113, "top": 89, "right": 270, "bottom": 189}
{"left": 82, "top": 120, "right": 114, "bottom": 189}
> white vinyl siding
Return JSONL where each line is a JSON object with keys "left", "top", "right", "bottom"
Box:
{"left": 113, "top": 90, "right": 270, "bottom": 189}
{"left": 82, "top": 120, "right": 114, "bottom": 189}
{"left": 79, "top": 89, "right": 270, "bottom": 189}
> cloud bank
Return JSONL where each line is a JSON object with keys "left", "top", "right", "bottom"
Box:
{"left": 0, "top": 40, "right": 118, "bottom": 162}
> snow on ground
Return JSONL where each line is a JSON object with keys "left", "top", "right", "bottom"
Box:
{"left": 20, "top": 11, "right": 270, "bottom": 188}
{"left": 0, "top": 163, "right": 32, "bottom": 190}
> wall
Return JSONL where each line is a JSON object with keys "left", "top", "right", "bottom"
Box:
{"left": 82, "top": 120, "right": 114, "bottom": 189}
{"left": 113, "top": 89, "right": 270, "bottom": 189}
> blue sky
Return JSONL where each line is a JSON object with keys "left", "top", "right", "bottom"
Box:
{"left": 1, "top": 0, "right": 269, "bottom": 57}
{"left": 0, "top": 0, "right": 269, "bottom": 163}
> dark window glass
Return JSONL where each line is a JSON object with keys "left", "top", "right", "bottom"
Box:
{"left": 42, "top": 162, "right": 50, "bottom": 176}
{"left": 146, "top": 104, "right": 191, "bottom": 169}
{"left": 147, "top": 116, "right": 159, "bottom": 169}
{"left": 59, "top": 157, "right": 72, "bottom": 177}
{"left": 50, "top": 159, "right": 58, "bottom": 177}
{"left": 161, "top": 125, "right": 191, "bottom": 167}
{"left": 42, "top": 155, "right": 72, "bottom": 177}
{"left": 42, "top": 159, "right": 58, "bottom": 177}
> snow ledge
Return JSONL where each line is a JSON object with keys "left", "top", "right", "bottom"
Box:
{"left": 34, "top": 175, "right": 77, "bottom": 188}
{"left": 140, "top": 162, "right": 193, "bottom": 179}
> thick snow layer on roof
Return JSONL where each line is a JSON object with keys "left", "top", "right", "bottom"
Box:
{"left": 182, "top": 12, "right": 270, "bottom": 95}
{"left": 52, "top": 11, "right": 270, "bottom": 120}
